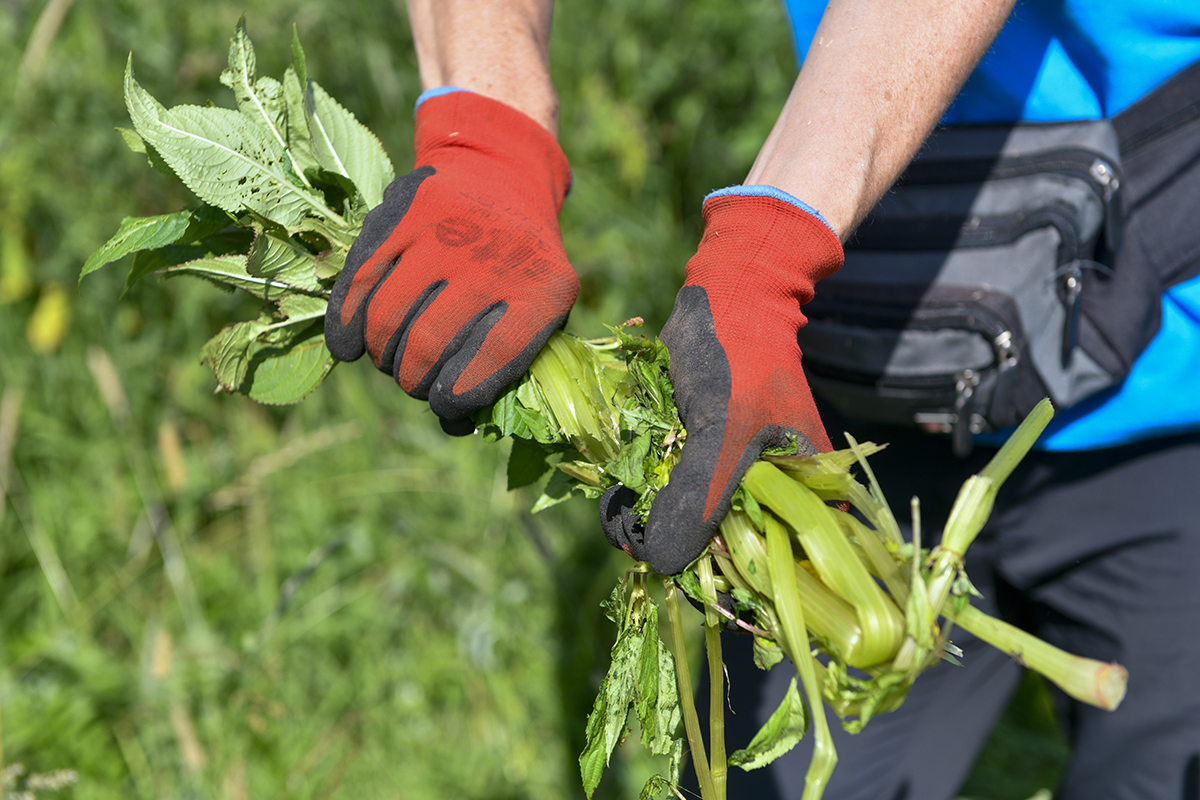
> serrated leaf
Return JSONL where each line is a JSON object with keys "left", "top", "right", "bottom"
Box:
{"left": 516, "top": 404, "right": 556, "bottom": 444}
{"left": 247, "top": 230, "right": 323, "bottom": 293}
{"left": 579, "top": 621, "right": 644, "bottom": 798}
{"left": 313, "top": 244, "right": 346, "bottom": 280}
{"left": 278, "top": 293, "right": 328, "bottom": 321}
{"left": 81, "top": 211, "right": 193, "bottom": 281}
{"left": 674, "top": 570, "right": 706, "bottom": 608}
{"left": 728, "top": 676, "right": 808, "bottom": 770}
{"left": 639, "top": 775, "right": 675, "bottom": 800}
{"left": 633, "top": 604, "right": 680, "bottom": 756}
{"left": 245, "top": 326, "right": 334, "bottom": 405}
{"left": 635, "top": 617, "right": 660, "bottom": 728}
{"left": 123, "top": 210, "right": 249, "bottom": 290}
{"left": 222, "top": 19, "right": 278, "bottom": 141}
{"left": 125, "top": 57, "right": 339, "bottom": 228}
{"left": 220, "top": 19, "right": 316, "bottom": 196}
{"left": 487, "top": 384, "right": 532, "bottom": 439}
{"left": 200, "top": 314, "right": 273, "bottom": 392}
{"left": 305, "top": 79, "right": 394, "bottom": 209}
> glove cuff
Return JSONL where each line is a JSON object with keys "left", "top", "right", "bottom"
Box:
{"left": 413, "top": 90, "right": 572, "bottom": 213}
{"left": 685, "top": 191, "right": 844, "bottom": 307}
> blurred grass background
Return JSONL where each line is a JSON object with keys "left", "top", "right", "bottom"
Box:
{"left": 0, "top": 0, "right": 1068, "bottom": 797}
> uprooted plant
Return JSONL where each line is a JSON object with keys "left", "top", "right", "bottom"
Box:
{"left": 83, "top": 22, "right": 1127, "bottom": 800}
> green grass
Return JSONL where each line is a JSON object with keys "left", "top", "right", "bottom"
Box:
{"left": 0, "top": 0, "right": 1068, "bottom": 796}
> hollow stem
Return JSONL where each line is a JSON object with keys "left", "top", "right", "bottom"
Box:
{"left": 948, "top": 603, "right": 1127, "bottom": 711}
{"left": 665, "top": 580, "right": 717, "bottom": 800}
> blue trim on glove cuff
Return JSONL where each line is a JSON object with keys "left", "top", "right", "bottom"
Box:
{"left": 414, "top": 86, "right": 469, "bottom": 115}
{"left": 705, "top": 185, "right": 836, "bottom": 235}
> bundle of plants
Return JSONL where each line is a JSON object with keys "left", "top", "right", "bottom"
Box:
{"left": 83, "top": 23, "right": 1128, "bottom": 800}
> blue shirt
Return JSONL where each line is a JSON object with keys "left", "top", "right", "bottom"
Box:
{"left": 783, "top": 0, "right": 1200, "bottom": 449}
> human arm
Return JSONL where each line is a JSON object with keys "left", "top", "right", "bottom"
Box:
{"left": 406, "top": 0, "right": 558, "bottom": 134}
{"left": 604, "top": 0, "right": 1018, "bottom": 574}
{"left": 748, "top": 0, "right": 1017, "bottom": 238}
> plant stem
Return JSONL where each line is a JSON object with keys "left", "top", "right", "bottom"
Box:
{"left": 664, "top": 580, "right": 717, "bottom": 800}
{"left": 698, "top": 558, "right": 727, "bottom": 800}
{"left": 948, "top": 603, "right": 1127, "bottom": 711}
{"left": 765, "top": 517, "right": 836, "bottom": 799}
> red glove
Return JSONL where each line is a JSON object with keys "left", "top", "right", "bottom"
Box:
{"left": 325, "top": 90, "right": 577, "bottom": 432}
{"left": 602, "top": 190, "right": 844, "bottom": 574}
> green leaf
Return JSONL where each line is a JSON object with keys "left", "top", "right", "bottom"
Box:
{"left": 515, "top": 404, "right": 556, "bottom": 445}
{"left": 639, "top": 775, "right": 677, "bottom": 800}
{"left": 581, "top": 589, "right": 679, "bottom": 798}
{"left": 117, "top": 126, "right": 146, "bottom": 154}
{"left": 283, "top": 67, "right": 321, "bottom": 178}
{"left": 125, "top": 57, "right": 341, "bottom": 229}
{"left": 200, "top": 314, "right": 273, "bottom": 392}
{"left": 159, "top": 255, "right": 299, "bottom": 301}
{"left": 507, "top": 436, "right": 553, "bottom": 491}
{"left": 674, "top": 570, "right": 707, "bottom": 608}
{"left": 635, "top": 615, "right": 660, "bottom": 728}
{"left": 81, "top": 211, "right": 192, "bottom": 281}
{"left": 304, "top": 79, "right": 394, "bottom": 209}
{"left": 290, "top": 24, "right": 308, "bottom": 90}
{"left": 579, "top": 621, "right": 645, "bottom": 798}
{"left": 606, "top": 431, "right": 651, "bottom": 492}
{"left": 278, "top": 293, "right": 328, "bottom": 322}
{"left": 633, "top": 604, "right": 680, "bottom": 756}
{"left": 116, "top": 126, "right": 177, "bottom": 177}
{"left": 531, "top": 468, "right": 576, "bottom": 513}
{"left": 245, "top": 326, "right": 335, "bottom": 405}
{"left": 732, "top": 484, "right": 766, "bottom": 532}
{"left": 247, "top": 230, "right": 323, "bottom": 293}
{"left": 752, "top": 636, "right": 784, "bottom": 671}
{"left": 221, "top": 17, "right": 290, "bottom": 157}
{"left": 85, "top": 203, "right": 232, "bottom": 284}
{"left": 728, "top": 676, "right": 808, "bottom": 770}
{"left": 487, "top": 384, "right": 532, "bottom": 440}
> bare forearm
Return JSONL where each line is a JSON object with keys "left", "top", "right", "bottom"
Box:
{"left": 746, "top": 0, "right": 1016, "bottom": 239}
{"left": 406, "top": 0, "right": 559, "bottom": 134}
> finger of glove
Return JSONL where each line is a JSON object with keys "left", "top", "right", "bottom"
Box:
{"left": 325, "top": 166, "right": 435, "bottom": 363}
{"left": 600, "top": 484, "right": 647, "bottom": 561}
{"left": 394, "top": 286, "right": 572, "bottom": 418}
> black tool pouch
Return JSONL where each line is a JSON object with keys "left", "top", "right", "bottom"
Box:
{"left": 798, "top": 119, "right": 1125, "bottom": 455}
{"left": 800, "top": 60, "right": 1200, "bottom": 455}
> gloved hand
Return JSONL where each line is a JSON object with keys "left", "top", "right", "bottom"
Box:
{"left": 325, "top": 89, "right": 578, "bottom": 434}
{"left": 601, "top": 189, "right": 844, "bottom": 574}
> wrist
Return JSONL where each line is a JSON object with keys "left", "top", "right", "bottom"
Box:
{"left": 685, "top": 190, "right": 843, "bottom": 305}
{"left": 414, "top": 90, "right": 572, "bottom": 212}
